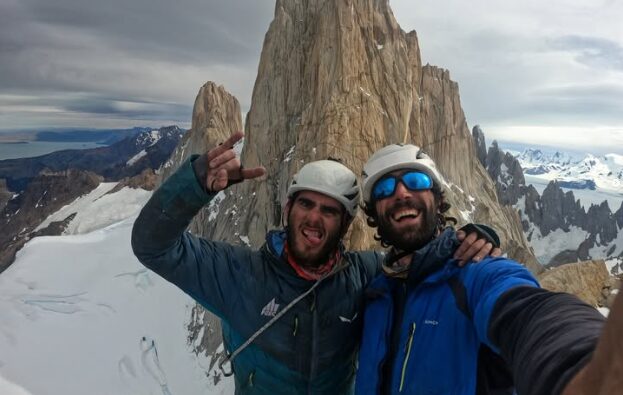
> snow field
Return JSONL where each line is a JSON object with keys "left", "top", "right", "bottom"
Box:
{"left": 0, "top": 187, "right": 234, "bottom": 395}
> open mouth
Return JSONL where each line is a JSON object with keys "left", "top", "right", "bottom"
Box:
{"left": 301, "top": 228, "right": 324, "bottom": 246}
{"left": 391, "top": 208, "right": 421, "bottom": 222}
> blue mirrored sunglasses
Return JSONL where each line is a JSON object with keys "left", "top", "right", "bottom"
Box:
{"left": 372, "top": 171, "right": 433, "bottom": 200}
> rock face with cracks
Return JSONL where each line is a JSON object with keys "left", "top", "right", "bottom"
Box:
{"left": 162, "top": 0, "right": 543, "bottom": 360}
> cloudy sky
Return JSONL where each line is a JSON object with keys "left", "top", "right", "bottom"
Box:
{"left": 1, "top": 0, "right": 622, "bottom": 154}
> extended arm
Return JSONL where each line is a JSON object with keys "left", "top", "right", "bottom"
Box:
{"left": 462, "top": 258, "right": 605, "bottom": 395}
{"left": 561, "top": 291, "right": 623, "bottom": 395}
{"left": 131, "top": 132, "right": 265, "bottom": 317}
{"left": 488, "top": 286, "right": 605, "bottom": 395}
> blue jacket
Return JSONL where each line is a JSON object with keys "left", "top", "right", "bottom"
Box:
{"left": 355, "top": 230, "right": 539, "bottom": 395}
{"left": 132, "top": 157, "right": 383, "bottom": 394}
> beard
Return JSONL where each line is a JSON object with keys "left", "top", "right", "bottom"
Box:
{"left": 376, "top": 199, "right": 438, "bottom": 252}
{"left": 286, "top": 217, "right": 342, "bottom": 269}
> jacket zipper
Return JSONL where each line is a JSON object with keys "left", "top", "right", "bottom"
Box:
{"left": 308, "top": 289, "right": 318, "bottom": 394}
{"left": 399, "top": 322, "right": 416, "bottom": 392}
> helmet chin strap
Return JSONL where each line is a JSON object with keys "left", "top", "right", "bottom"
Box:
{"left": 282, "top": 200, "right": 291, "bottom": 229}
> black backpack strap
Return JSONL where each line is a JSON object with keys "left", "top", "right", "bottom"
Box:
{"left": 447, "top": 275, "right": 515, "bottom": 395}
{"left": 447, "top": 275, "right": 472, "bottom": 320}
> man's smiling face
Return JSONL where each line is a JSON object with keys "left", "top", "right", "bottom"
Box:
{"left": 373, "top": 170, "right": 438, "bottom": 251}
{"left": 286, "top": 190, "right": 344, "bottom": 268}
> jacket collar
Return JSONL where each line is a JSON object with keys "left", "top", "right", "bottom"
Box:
{"left": 263, "top": 229, "right": 349, "bottom": 283}
{"left": 265, "top": 229, "right": 347, "bottom": 258}
{"left": 369, "top": 228, "right": 461, "bottom": 294}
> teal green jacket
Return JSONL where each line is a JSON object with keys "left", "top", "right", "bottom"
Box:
{"left": 131, "top": 157, "right": 382, "bottom": 394}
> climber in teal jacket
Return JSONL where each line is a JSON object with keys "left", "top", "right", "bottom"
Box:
{"left": 131, "top": 132, "right": 500, "bottom": 394}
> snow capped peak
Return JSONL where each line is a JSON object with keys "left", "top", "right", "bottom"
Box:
{"left": 517, "top": 148, "right": 545, "bottom": 164}
{"left": 135, "top": 130, "right": 162, "bottom": 148}
{"left": 517, "top": 148, "right": 574, "bottom": 168}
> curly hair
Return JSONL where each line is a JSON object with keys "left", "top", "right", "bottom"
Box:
{"left": 363, "top": 185, "right": 457, "bottom": 248}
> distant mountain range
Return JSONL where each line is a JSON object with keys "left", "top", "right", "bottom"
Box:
{"left": 0, "top": 126, "right": 184, "bottom": 191}
{"left": 36, "top": 127, "right": 152, "bottom": 144}
{"left": 0, "top": 127, "right": 151, "bottom": 144}
{"left": 513, "top": 148, "right": 623, "bottom": 193}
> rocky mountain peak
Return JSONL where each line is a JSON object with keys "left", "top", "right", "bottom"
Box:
{"left": 484, "top": 140, "right": 525, "bottom": 206}
{"left": 472, "top": 125, "right": 487, "bottom": 168}
{"left": 162, "top": 0, "right": 540, "bottom": 273}
{"left": 134, "top": 126, "right": 183, "bottom": 149}
{"left": 615, "top": 202, "right": 623, "bottom": 229}
{"left": 586, "top": 201, "right": 617, "bottom": 245}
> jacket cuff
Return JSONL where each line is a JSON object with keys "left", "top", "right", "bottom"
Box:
{"left": 191, "top": 153, "right": 210, "bottom": 192}
{"left": 157, "top": 155, "right": 216, "bottom": 214}
{"left": 459, "top": 223, "right": 501, "bottom": 248}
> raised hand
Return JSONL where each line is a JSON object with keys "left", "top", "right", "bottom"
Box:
{"left": 203, "top": 132, "right": 266, "bottom": 192}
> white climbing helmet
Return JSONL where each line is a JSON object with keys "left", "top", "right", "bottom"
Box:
{"left": 362, "top": 144, "right": 447, "bottom": 205}
{"left": 287, "top": 160, "right": 360, "bottom": 216}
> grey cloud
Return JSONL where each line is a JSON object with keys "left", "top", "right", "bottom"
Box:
{"left": 0, "top": 0, "right": 274, "bottom": 103}
{"left": 0, "top": 93, "right": 192, "bottom": 123}
{"left": 524, "top": 83, "right": 623, "bottom": 121}
{"left": 459, "top": 79, "right": 623, "bottom": 127}
{"left": 16, "top": 0, "right": 274, "bottom": 64}
{"left": 430, "top": 30, "right": 623, "bottom": 127}
{"left": 532, "top": 83, "right": 623, "bottom": 103}
{"left": 549, "top": 35, "right": 623, "bottom": 71}
{"left": 62, "top": 97, "right": 192, "bottom": 121}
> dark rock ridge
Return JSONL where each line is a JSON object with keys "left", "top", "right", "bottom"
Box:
{"left": 475, "top": 126, "right": 623, "bottom": 267}
{"left": 472, "top": 125, "right": 487, "bottom": 168}
{"left": 0, "top": 169, "right": 102, "bottom": 273}
{"left": 0, "top": 126, "right": 184, "bottom": 192}
{"left": 0, "top": 179, "right": 11, "bottom": 213}
{"left": 108, "top": 168, "right": 158, "bottom": 194}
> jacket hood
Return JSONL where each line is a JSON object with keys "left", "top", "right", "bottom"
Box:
{"left": 371, "top": 228, "right": 460, "bottom": 292}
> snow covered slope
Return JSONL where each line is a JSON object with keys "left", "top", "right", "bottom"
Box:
{"left": 0, "top": 187, "right": 233, "bottom": 395}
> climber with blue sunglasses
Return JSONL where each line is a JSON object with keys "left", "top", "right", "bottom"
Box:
{"left": 355, "top": 144, "right": 608, "bottom": 395}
